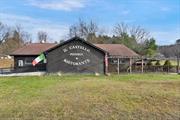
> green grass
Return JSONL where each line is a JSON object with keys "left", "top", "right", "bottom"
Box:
{"left": 0, "top": 74, "right": 180, "bottom": 120}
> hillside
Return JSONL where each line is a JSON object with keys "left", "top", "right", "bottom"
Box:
{"left": 159, "top": 44, "right": 180, "bottom": 58}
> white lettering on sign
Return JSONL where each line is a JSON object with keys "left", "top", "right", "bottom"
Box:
{"left": 69, "top": 45, "right": 90, "bottom": 52}
{"left": 63, "top": 48, "right": 68, "bottom": 53}
{"left": 63, "top": 45, "right": 90, "bottom": 53}
{"left": 70, "top": 53, "right": 83, "bottom": 56}
{"left": 62, "top": 45, "right": 91, "bottom": 66}
{"left": 63, "top": 59, "right": 90, "bottom": 66}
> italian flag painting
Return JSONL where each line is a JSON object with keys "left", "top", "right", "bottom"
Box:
{"left": 32, "top": 53, "right": 45, "bottom": 66}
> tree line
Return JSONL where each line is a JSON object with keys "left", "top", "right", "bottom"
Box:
{"left": 0, "top": 19, "right": 158, "bottom": 57}
{"left": 69, "top": 19, "right": 157, "bottom": 57}
{"left": 0, "top": 22, "right": 49, "bottom": 55}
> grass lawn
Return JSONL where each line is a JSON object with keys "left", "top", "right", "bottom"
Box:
{"left": 0, "top": 74, "right": 179, "bottom": 120}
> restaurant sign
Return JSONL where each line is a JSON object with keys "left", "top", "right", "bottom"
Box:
{"left": 62, "top": 45, "right": 91, "bottom": 66}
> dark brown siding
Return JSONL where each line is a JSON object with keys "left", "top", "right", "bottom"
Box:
{"left": 14, "top": 55, "right": 46, "bottom": 72}
{"left": 47, "top": 40, "right": 105, "bottom": 74}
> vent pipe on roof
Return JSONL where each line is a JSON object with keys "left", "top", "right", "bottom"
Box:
{"left": 40, "top": 40, "right": 46, "bottom": 43}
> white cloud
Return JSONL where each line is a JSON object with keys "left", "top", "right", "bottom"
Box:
{"left": 0, "top": 13, "right": 69, "bottom": 42}
{"left": 27, "top": 0, "right": 87, "bottom": 11}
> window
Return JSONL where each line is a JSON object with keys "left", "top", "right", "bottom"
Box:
{"left": 25, "top": 58, "right": 33, "bottom": 65}
{"left": 109, "top": 58, "right": 118, "bottom": 64}
{"left": 18, "top": 60, "right": 24, "bottom": 67}
{"left": 109, "top": 58, "right": 126, "bottom": 64}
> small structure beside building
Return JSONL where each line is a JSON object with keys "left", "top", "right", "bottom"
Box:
{"left": 10, "top": 37, "right": 139, "bottom": 74}
{"left": 0, "top": 54, "right": 14, "bottom": 69}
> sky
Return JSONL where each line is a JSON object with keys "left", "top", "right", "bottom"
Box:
{"left": 0, "top": 0, "right": 179, "bottom": 45}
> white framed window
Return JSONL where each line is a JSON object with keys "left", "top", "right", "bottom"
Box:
{"left": 18, "top": 60, "right": 24, "bottom": 67}
{"left": 25, "top": 58, "right": 33, "bottom": 65}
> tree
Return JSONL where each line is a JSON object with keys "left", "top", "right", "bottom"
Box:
{"left": 173, "top": 44, "right": 180, "bottom": 73}
{"left": 145, "top": 38, "right": 158, "bottom": 57}
{"left": 163, "top": 60, "right": 173, "bottom": 72}
{"left": 113, "top": 23, "right": 128, "bottom": 38}
{"left": 114, "top": 23, "right": 150, "bottom": 43}
{"left": 155, "top": 60, "right": 161, "bottom": 66}
{"left": 0, "top": 24, "right": 31, "bottom": 54}
{"left": 112, "top": 32, "right": 138, "bottom": 51}
{"left": 69, "top": 19, "right": 99, "bottom": 42}
{"left": 176, "top": 39, "right": 180, "bottom": 44}
{"left": 113, "top": 23, "right": 152, "bottom": 55}
{"left": 0, "top": 22, "right": 10, "bottom": 45}
{"left": 59, "top": 39, "right": 65, "bottom": 43}
{"left": 86, "top": 34, "right": 112, "bottom": 44}
{"left": 130, "top": 26, "right": 150, "bottom": 43}
{"left": 159, "top": 44, "right": 180, "bottom": 58}
{"left": 37, "top": 31, "right": 48, "bottom": 43}
{"left": 68, "top": 20, "right": 157, "bottom": 56}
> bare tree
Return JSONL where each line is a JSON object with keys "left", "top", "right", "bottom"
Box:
{"left": 69, "top": 19, "right": 99, "bottom": 41}
{"left": 0, "top": 24, "right": 31, "bottom": 54}
{"left": 0, "top": 22, "right": 10, "bottom": 44}
{"left": 114, "top": 23, "right": 128, "bottom": 36}
{"left": 13, "top": 25, "right": 26, "bottom": 45}
{"left": 130, "top": 26, "right": 150, "bottom": 43}
{"left": 114, "top": 23, "right": 150, "bottom": 43}
{"left": 69, "top": 25, "right": 78, "bottom": 38}
{"left": 37, "top": 31, "right": 48, "bottom": 43}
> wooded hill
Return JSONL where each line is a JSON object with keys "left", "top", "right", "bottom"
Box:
{"left": 158, "top": 43, "right": 180, "bottom": 58}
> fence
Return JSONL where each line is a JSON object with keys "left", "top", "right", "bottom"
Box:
{"left": 0, "top": 67, "right": 14, "bottom": 74}
{"left": 107, "top": 56, "right": 180, "bottom": 74}
{"left": 0, "top": 65, "right": 46, "bottom": 74}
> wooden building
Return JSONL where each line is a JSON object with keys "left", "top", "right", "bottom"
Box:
{"left": 10, "top": 37, "right": 139, "bottom": 74}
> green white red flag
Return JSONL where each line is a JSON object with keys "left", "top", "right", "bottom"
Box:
{"left": 32, "top": 53, "right": 45, "bottom": 66}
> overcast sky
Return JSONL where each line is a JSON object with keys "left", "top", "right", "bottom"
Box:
{"left": 0, "top": 0, "right": 179, "bottom": 45}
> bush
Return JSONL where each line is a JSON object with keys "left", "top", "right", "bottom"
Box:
{"left": 155, "top": 60, "right": 161, "bottom": 66}
{"left": 164, "top": 60, "right": 172, "bottom": 67}
{"left": 147, "top": 61, "right": 153, "bottom": 66}
{"left": 163, "top": 60, "right": 173, "bottom": 72}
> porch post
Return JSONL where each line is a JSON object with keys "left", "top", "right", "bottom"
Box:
{"left": 117, "top": 58, "right": 120, "bottom": 74}
{"left": 141, "top": 57, "right": 144, "bottom": 73}
{"left": 129, "top": 57, "right": 132, "bottom": 73}
{"left": 105, "top": 53, "right": 108, "bottom": 74}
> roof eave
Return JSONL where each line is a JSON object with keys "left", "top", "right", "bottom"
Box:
{"left": 10, "top": 54, "right": 39, "bottom": 56}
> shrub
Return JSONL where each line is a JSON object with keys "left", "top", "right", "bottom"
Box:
{"left": 155, "top": 60, "right": 161, "bottom": 66}
{"left": 163, "top": 60, "right": 173, "bottom": 72}
{"left": 147, "top": 61, "right": 153, "bottom": 66}
{"left": 164, "top": 60, "right": 172, "bottom": 67}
